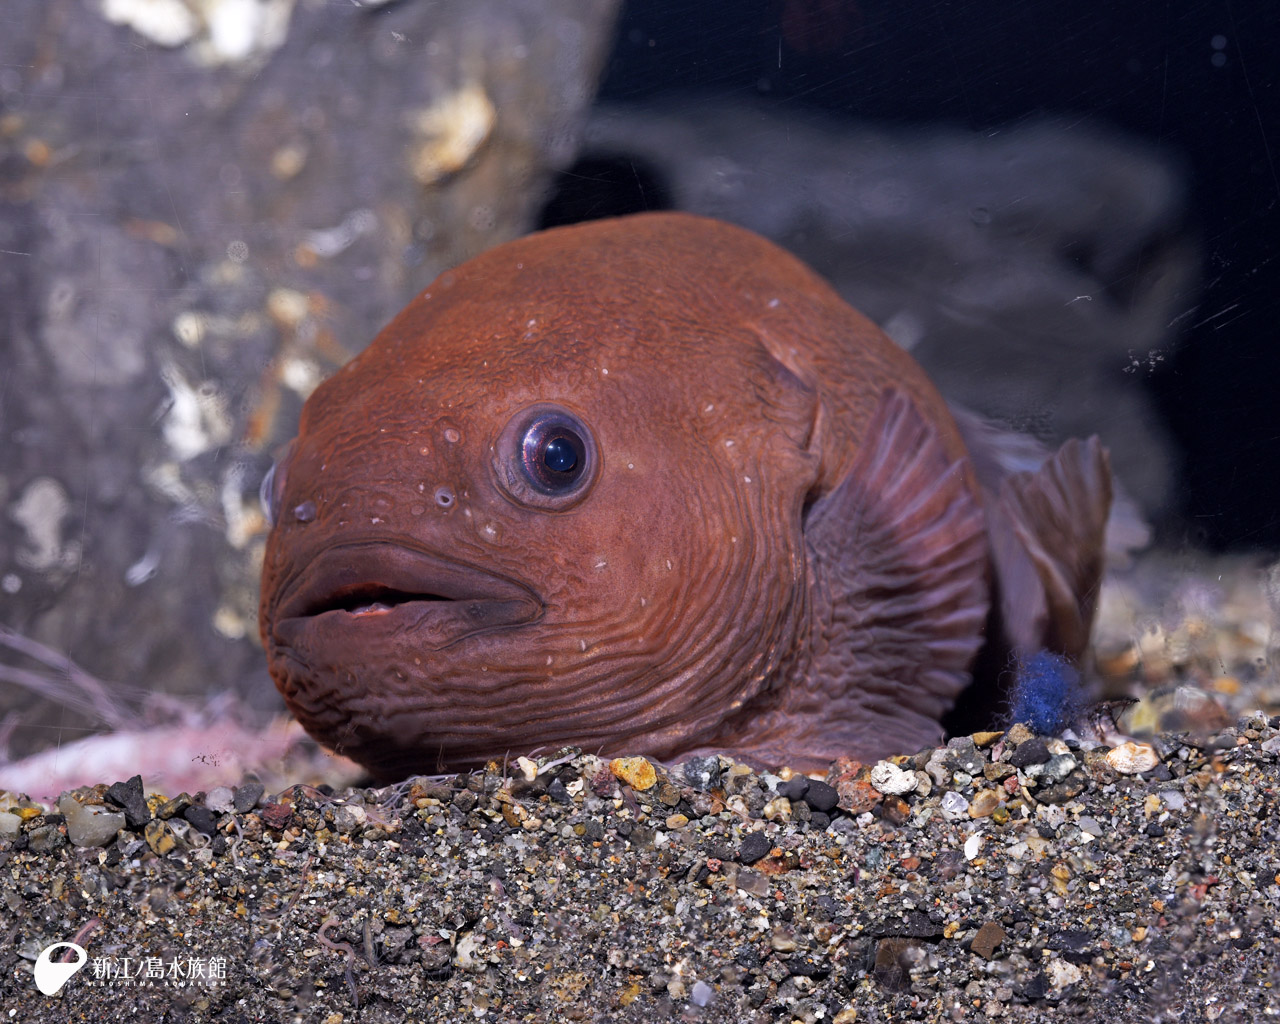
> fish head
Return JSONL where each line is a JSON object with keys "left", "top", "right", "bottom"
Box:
{"left": 259, "top": 214, "right": 823, "bottom": 778}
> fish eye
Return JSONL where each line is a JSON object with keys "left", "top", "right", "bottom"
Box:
{"left": 496, "top": 404, "right": 598, "bottom": 510}
{"left": 523, "top": 422, "right": 586, "bottom": 490}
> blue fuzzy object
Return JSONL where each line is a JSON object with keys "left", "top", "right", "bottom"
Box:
{"left": 1007, "top": 651, "right": 1086, "bottom": 734}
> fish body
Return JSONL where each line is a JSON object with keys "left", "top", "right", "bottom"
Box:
{"left": 259, "top": 212, "right": 1111, "bottom": 778}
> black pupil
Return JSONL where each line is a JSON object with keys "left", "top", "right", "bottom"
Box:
{"left": 543, "top": 436, "right": 578, "bottom": 474}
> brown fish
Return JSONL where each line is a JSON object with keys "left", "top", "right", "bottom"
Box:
{"left": 259, "top": 212, "right": 1111, "bottom": 779}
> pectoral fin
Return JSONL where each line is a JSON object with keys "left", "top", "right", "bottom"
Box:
{"left": 795, "top": 388, "right": 990, "bottom": 758}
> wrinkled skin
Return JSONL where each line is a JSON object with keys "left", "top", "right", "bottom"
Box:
{"left": 260, "top": 213, "right": 1110, "bottom": 779}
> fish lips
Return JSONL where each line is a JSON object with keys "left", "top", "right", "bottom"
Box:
{"left": 271, "top": 541, "right": 542, "bottom": 652}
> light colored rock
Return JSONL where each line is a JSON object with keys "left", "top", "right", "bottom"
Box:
{"left": 1106, "top": 741, "right": 1160, "bottom": 775}
{"left": 870, "top": 761, "right": 917, "bottom": 795}
{"left": 58, "top": 794, "right": 125, "bottom": 848}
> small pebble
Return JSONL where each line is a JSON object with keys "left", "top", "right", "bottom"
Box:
{"left": 736, "top": 869, "right": 769, "bottom": 896}
{"left": 689, "top": 979, "right": 714, "bottom": 1007}
{"left": 969, "top": 790, "right": 1001, "bottom": 818}
{"left": 156, "top": 793, "right": 192, "bottom": 820}
{"left": 105, "top": 774, "right": 151, "bottom": 828}
{"left": 971, "top": 920, "right": 1005, "bottom": 959}
{"left": 804, "top": 779, "right": 839, "bottom": 812}
{"left": 609, "top": 756, "right": 657, "bottom": 792}
{"left": 515, "top": 756, "right": 538, "bottom": 782}
{"left": 260, "top": 802, "right": 293, "bottom": 830}
{"left": 1077, "top": 815, "right": 1104, "bottom": 837}
{"left": 334, "top": 804, "right": 367, "bottom": 833}
{"left": 869, "top": 761, "right": 917, "bottom": 795}
{"left": 769, "top": 927, "right": 797, "bottom": 952}
{"left": 1008, "top": 737, "right": 1051, "bottom": 769}
{"left": 762, "top": 797, "right": 791, "bottom": 822}
{"left": 681, "top": 755, "right": 721, "bottom": 791}
{"left": 944, "top": 737, "right": 984, "bottom": 775}
{"left": 1039, "top": 753, "right": 1078, "bottom": 784}
{"left": 144, "top": 818, "right": 178, "bottom": 856}
{"left": 233, "top": 782, "right": 265, "bottom": 813}
{"left": 738, "top": 830, "right": 772, "bottom": 864}
{"left": 1047, "top": 958, "right": 1084, "bottom": 989}
{"left": 1106, "top": 741, "right": 1160, "bottom": 775}
{"left": 183, "top": 805, "right": 218, "bottom": 835}
{"left": 27, "top": 824, "right": 65, "bottom": 853}
{"left": 58, "top": 795, "right": 125, "bottom": 848}
{"left": 940, "top": 790, "right": 970, "bottom": 820}
{"left": 206, "top": 786, "right": 236, "bottom": 813}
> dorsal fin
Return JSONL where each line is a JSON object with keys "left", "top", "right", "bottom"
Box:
{"left": 995, "top": 436, "right": 1112, "bottom": 659}
{"left": 790, "top": 388, "right": 990, "bottom": 758}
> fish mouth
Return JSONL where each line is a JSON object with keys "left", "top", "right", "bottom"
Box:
{"left": 272, "top": 541, "right": 542, "bottom": 651}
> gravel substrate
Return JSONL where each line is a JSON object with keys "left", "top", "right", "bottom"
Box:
{"left": 3, "top": 714, "right": 1280, "bottom": 1022}
{"left": 3, "top": 553, "right": 1280, "bottom": 1021}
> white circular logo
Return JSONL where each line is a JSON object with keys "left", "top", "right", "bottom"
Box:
{"left": 33, "top": 942, "right": 88, "bottom": 995}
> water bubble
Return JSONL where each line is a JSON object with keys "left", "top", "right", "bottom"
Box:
{"left": 293, "top": 500, "right": 317, "bottom": 523}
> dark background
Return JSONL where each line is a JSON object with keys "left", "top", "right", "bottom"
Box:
{"left": 583, "top": 0, "right": 1280, "bottom": 551}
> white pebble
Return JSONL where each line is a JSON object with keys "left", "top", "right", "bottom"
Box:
{"left": 939, "top": 790, "right": 970, "bottom": 821}
{"left": 690, "top": 979, "right": 714, "bottom": 1007}
{"left": 870, "top": 761, "right": 917, "bottom": 795}
{"left": 205, "top": 786, "right": 236, "bottom": 813}
{"left": 1106, "top": 741, "right": 1160, "bottom": 775}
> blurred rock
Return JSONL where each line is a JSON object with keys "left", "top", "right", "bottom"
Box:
{"left": 577, "top": 100, "right": 1196, "bottom": 515}
{"left": 0, "top": 0, "right": 620, "bottom": 759}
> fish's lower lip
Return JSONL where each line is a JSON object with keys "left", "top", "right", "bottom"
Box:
{"left": 272, "top": 541, "right": 541, "bottom": 649}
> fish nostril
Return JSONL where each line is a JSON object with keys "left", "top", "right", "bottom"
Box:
{"left": 434, "top": 486, "right": 455, "bottom": 508}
